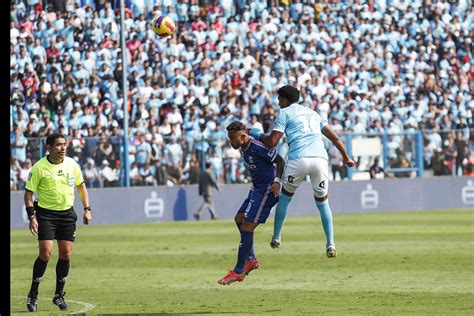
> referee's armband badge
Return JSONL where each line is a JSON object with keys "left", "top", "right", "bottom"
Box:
{"left": 68, "top": 175, "right": 75, "bottom": 187}
{"left": 28, "top": 172, "right": 32, "bottom": 181}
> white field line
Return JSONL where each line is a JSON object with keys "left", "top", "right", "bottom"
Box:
{"left": 12, "top": 295, "right": 96, "bottom": 314}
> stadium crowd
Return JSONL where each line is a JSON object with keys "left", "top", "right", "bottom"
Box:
{"left": 10, "top": 0, "right": 473, "bottom": 190}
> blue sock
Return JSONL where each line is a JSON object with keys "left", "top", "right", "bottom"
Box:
{"left": 315, "top": 199, "right": 334, "bottom": 245}
{"left": 237, "top": 222, "right": 255, "bottom": 260}
{"left": 247, "top": 244, "right": 255, "bottom": 260}
{"left": 234, "top": 231, "right": 254, "bottom": 274}
{"left": 273, "top": 193, "right": 292, "bottom": 238}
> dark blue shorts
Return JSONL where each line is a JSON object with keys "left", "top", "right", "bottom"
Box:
{"left": 238, "top": 185, "right": 279, "bottom": 224}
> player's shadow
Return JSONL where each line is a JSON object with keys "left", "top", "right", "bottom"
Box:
{"left": 173, "top": 186, "right": 188, "bottom": 221}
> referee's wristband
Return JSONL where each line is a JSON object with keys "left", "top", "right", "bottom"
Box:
{"left": 84, "top": 207, "right": 91, "bottom": 212}
{"left": 26, "top": 206, "right": 35, "bottom": 217}
{"left": 273, "top": 177, "right": 281, "bottom": 184}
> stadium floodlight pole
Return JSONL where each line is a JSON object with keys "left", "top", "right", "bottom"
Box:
{"left": 120, "top": 0, "right": 130, "bottom": 187}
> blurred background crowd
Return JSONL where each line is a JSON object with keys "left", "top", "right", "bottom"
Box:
{"left": 10, "top": 0, "right": 473, "bottom": 190}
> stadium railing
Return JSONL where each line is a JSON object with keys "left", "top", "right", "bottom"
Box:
{"left": 15, "top": 128, "right": 473, "bottom": 189}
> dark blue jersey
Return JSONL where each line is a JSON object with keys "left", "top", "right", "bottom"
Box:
{"left": 242, "top": 138, "right": 277, "bottom": 187}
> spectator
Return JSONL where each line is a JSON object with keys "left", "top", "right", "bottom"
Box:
{"left": 164, "top": 135, "right": 183, "bottom": 166}
{"left": 135, "top": 133, "right": 152, "bottom": 168}
{"left": 369, "top": 157, "right": 394, "bottom": 180}
{"left": 99, "top": 159, "right": 119, "bottom": 187}
{"left": 455, "top": 131, "right": 467, "bottom": 176}
{"left": 443, "top": 132, "right": 458, "bottom": 176}
{"left": 18, "top": 158, "right": 32, "bottom": 190}
{"left": 222, "top": 143, "right": 241, "bottom": 183}
{"left": 68, "top": 129, "right": 86, "bottom": 164}
{"left": 129, "top": 161, "right": 142, "bottom": 186}
{"left": 158, "top": 116, "right": 172, "bottom": 137}
{"left": 208, "top": 151, "right": 223, "bottom": 182}
{"left": 249, "top": 114, "right": 263, "bottom": 132}
{"left": 11, "top": 124, "right": 28, "bottom": 163}
{"left": 207, "top": 122, "right": 226, "bottom": 156}
{"left": 392, "top": 149, "right": 415, "bottom": 178}
{"left": 328, "top": 143, "right": 346, "bottom": 181}
{"left": 94, "top": 131, "right": 114, "bottom": 165}
{"left": 462, "top": 146, "right": 474, "bottom": 176}
{"left": 186, "top": 159, "right": 201, "bottom": 184}
{"left": 10, "top": 158, "right": 21, "bottom": 191}
{"left": 167, "top": 161, "right": 183, "bottom": 185}
{"left": 193, "top": 119, "right": 209, "bottom": 165}
{"left": 151, "top": 159, "right": 168, "bottom": 186}
{"left": 432, "top": 148, "right": 448, "bottom": 176}
{"left": 139, "top": 161, "right": 156, "bottom": 186}
{"left": 83, "top": 158, "right": 100, "bottom": 188}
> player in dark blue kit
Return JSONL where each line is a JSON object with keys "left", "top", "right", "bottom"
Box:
{"left": 218, "top": 121, "right": 285, "bottom": 285}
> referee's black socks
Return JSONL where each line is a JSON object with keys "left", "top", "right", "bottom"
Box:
{"left": 55, "top": 259, "right": 70, "bottom": 294}
{"left": 29, "top": 257, "right": 48, "bottom": 294}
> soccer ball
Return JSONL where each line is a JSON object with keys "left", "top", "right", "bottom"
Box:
{"left": 151, "top": 15, "right": 175, "bottom": 38}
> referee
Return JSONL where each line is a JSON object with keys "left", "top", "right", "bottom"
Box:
{"left": 24, "top": 133, "right": 92, "bottom": 312}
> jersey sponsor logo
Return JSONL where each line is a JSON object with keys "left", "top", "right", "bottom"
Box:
{"left": 287, "top": 175, "right": 295, "bottom": 183}
{"left": 244, "top": 162, "right": 257, "bottom": 169}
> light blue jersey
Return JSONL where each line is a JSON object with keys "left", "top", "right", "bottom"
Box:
{"left": 273, "top": 103, "right": 328, "bottom": 161}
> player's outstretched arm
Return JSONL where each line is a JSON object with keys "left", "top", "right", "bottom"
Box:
{"left": 259, "top": 130, "right": 284, "bottom": 149}
{"left": 322, "top": 125, "right": 355, "bottom": 167}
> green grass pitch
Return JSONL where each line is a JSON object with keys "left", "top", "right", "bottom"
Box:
{"left": 10, "top": 209, "right": 474, "bottom": 315}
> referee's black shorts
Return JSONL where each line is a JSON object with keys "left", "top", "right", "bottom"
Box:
{"left": 35, "top": 205, "right": 78, "bottom": 242}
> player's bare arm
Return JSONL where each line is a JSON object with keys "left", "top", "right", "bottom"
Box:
{"left": 272, "top": 154, "right": 285, "bottom": 197}
{"left": 77, "top": 182, "right": 92, "bottom": 225}
{"left": 259, "top": 130, "right": 284, "bottom": 149}
{"left": 24, "top": 189, "right": 38, "bottom": 236}
{"left": 322, "top": 125, "right": 355, "bottom": 167}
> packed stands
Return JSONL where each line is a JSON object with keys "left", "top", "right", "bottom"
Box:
{"left": 10, "top": 0, "right": 473, "bottom": 190}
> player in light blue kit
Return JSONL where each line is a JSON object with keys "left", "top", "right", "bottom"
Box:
{"left": 249, "top": 85, "right": 355, "bottom": 258}
{"left": 218, "top": 121, "right": 285, "bottom": 285}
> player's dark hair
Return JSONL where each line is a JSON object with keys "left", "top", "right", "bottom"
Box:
{"left": 278, "top": 85, "right": 300, "bottom": 104}
{"left": 226, "top": 121, "right": 246, "bottom": 132}
{"left": 46, "top": 133, "right": 66, "bottom": 146}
